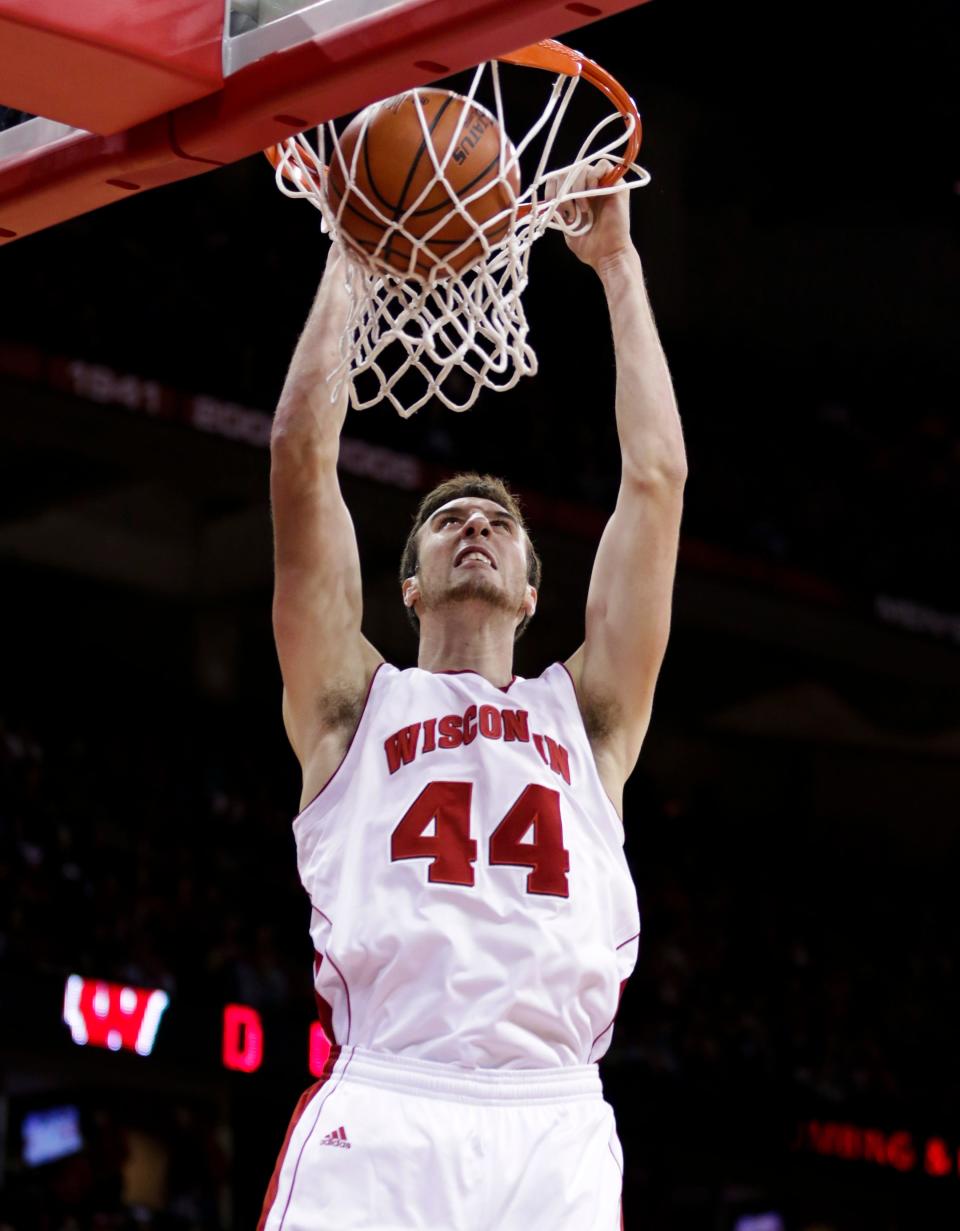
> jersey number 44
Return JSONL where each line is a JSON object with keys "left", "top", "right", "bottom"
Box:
{"left": 391, "top": 781, "right": 570, "bottom": 898}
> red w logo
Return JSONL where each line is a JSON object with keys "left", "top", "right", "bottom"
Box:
{"left": 62, "top": 975, "right": 169, "bottom": 1056}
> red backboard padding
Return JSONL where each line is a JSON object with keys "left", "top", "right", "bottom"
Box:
{"left": 0, "top": 0, "right": 223, "bottom": 135}
{"left": 177, "top": 0, "right": 646, "bottom": 165}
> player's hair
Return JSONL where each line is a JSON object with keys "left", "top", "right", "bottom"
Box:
{"left": 400, "top": 473, "right": 542, "bottom": 640}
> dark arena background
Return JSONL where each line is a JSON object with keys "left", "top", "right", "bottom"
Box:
{"left": 1, "top": 1, "right": 958, "bottom": 1228}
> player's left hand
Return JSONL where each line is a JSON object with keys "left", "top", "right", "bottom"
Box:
{"left": 557, "top": 159, "right": 634, "bottom": 274}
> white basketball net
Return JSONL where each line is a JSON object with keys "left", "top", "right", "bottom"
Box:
{"left": 270, "top": 44, "right": 650, "bottom": 417}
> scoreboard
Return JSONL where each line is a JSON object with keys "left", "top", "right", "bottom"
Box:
{"left": 60, "top": 972, "right": 330, "bottom": 1076}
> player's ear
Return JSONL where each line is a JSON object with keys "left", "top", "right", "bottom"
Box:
{"left": 402, "top": 576, "right": 420, "bottom": 609}
{"left": 522, "top": 585, "right": 537, "bottom": 619}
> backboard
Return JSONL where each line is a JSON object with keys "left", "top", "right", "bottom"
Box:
{"left": 0, "top": 0, "right": 651, "bottom": 244}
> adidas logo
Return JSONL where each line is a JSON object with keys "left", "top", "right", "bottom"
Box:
{"left": 321, "top": 1126, "right": 351, "bottom": 1149}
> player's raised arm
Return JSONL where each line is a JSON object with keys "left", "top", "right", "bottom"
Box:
{"left": 271, "top": 245, "right": 382, "bottom": 796}
{"left": 563, "top": 172, "right": 687, "bottom": 808}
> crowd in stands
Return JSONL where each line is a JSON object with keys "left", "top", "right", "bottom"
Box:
{"left": 0, "top": 712, "right": 312, "bottom": 1022}
{"left": 0, "top": 708, "right": 306, "bottom": 1231}
{"left": 626, "top": 797, "right": 959, "bottom": 1119}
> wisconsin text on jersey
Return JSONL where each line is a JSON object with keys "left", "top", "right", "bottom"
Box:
{"left": 383, "top": 703, "right": 572, "bottom": 785}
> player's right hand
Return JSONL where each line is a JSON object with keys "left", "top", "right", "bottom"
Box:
{"left": 559, "top": 159, "right": 633, "bottom": 275}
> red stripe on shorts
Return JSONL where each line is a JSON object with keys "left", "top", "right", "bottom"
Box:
{"left": 256, "top": 1044, "right": 341, "bottom": 1231}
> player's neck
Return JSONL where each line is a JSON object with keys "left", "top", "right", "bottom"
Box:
{"left": 416, "top": 608, "right": 515, "bottom": 688}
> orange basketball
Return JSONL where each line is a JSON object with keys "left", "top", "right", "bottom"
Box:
{"left": 325, "top": 89, "right": 520, "bottom": 278}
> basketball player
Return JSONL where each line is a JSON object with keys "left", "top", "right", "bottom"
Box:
{"left": 261, "top": 171, "right": 686, "bottom": 1229}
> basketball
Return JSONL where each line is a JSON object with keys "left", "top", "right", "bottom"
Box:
{"left": 325, "top": 89, "right": 521, "bottom": 278}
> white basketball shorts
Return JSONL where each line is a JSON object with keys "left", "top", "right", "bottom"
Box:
{"left": 258, "top": 1045, "right": 625, "bottom": 1231}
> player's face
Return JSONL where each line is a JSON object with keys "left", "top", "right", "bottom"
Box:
{"left": 406, "top": 498, "right": 535, "bottom": 626}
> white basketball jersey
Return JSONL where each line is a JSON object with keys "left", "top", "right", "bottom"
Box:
{"left": 293, "top": 663, "right": 640, "bottom": 1069}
